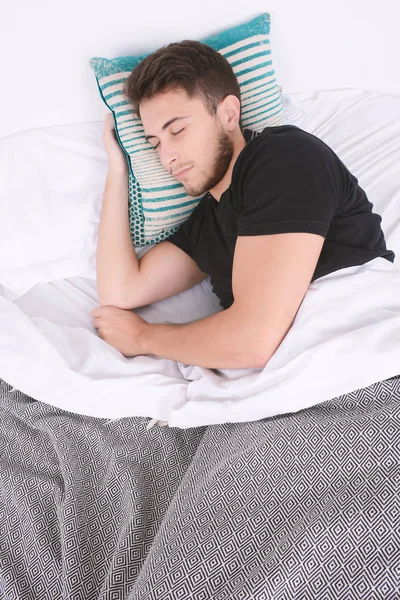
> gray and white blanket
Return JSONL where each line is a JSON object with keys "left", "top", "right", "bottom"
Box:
{"left": 0, "top": 375, "right": 399, "bottom": 599}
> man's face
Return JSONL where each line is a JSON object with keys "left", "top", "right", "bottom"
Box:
{"left": 140, "top": 88, "right": 234, "bottom": 197}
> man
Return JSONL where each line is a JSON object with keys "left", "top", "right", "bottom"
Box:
{"left": 91, "top": 41, "right": 395, "bottom": 370}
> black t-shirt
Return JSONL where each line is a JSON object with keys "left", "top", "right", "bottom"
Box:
{"left": 167, "top": 125, "right": 395, "bottom": 310}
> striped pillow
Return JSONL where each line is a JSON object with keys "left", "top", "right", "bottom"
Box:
{"left": 90, "top": 12, "right": 285, "bottom": 247}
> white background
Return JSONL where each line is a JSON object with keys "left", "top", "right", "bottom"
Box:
{"left": 1, "top": 0, "right": 399, "bottom": 139}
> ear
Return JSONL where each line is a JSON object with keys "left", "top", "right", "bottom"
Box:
{"left": 218, "top": 95, "right": 241, "bottom": 131}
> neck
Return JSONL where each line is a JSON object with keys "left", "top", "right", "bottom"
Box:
{"left": 209, "top": 130, "right": 247, "bottom": 201}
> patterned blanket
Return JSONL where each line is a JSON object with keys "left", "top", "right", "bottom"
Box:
{"left": 0, "top": 376, "right": 399, "bottom": 599}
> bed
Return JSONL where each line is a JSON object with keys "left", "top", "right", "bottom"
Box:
{"left": 1, "top": 85, "right": 399, "bottom": 599}
{"left": 1, "top": 2, "right": 400, "bottom": 596}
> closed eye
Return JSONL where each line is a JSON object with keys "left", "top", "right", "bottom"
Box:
{"left": 154, "top": 128, "right": 185, "bottom": 150}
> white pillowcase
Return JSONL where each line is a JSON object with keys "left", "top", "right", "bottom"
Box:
{"left": 0, "top": 123, "right": 107, "bottom": 300}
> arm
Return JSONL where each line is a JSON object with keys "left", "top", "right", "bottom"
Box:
{"left": 96, "top": 114, "right": 208, "bottom": 309}
{"left": 141, "top": 232, "right": 325, "bottom": 369}
{"left": 96, "top": 114, "right": 140, "bottom": 306}
{"left": 143, "top": 304, "right": 265, "bottom": 369}
{"left": 96, "top": 167, "right": 140, "bottom": 306}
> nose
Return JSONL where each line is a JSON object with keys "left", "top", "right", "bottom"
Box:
{"left": 159, "top": 142, "right": 179, "bottom": 174}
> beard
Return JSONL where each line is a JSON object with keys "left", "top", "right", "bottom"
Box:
{"left": 184, "top": 126, "right": 235, "bottom": 198}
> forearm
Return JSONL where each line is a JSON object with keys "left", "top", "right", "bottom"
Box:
{"left": 142, "top": 305, "right": 265, "bottom": 369}
{"left": 96, "top": 168, "right": 139, "bottom": 305}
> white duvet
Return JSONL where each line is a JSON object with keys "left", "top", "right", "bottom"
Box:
{"left": 1, "top": 89, "right": 399, "bottom": 428}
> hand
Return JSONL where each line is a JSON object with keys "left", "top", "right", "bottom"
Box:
{"left": 91, "top": 306, "right": 149, "bottom": 357}
{"left": 102, "top": 113, "right": 128, "bottom": 173}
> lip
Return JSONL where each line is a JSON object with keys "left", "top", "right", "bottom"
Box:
{"left": 174, "top": 166, "right": 192, "bottom": 179}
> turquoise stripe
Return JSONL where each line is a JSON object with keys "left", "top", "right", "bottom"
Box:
{"left": 238, "top": 70, "right": 275, "bottom": 87}
{"left": 241, "top": 89, "right": 279, "bottom": 111}
{"left": 124, "top": 138, "right": 149, "bottom": 149}
{"left": 145, "top": 208, "right": 198, "bottom": 221}
{"left": 230, "top": 50, "right": 271, "bottom": 69}
{"left": 101, "top": 78, "right": 126, "bottom": 90}
{"left": 119, "top": 124, "right": 142, "bottom": 134}
{"left": 104, "top": 93, "right": 122, "bottom": 104}
{"left": 108, "top": 98, "right": 129, "bottom": 109}
{"left": 223, "top": 39, "right": 270, "bottom": 59}
{"left": 133, "top": 166, "right": 167, "bottom": 177}
{"left": 143, "top": 199, "right": 200, "bottom": 213}
{"left": 117, "top": 124, "right": 136, "bottom": 132}
{"left": 241, "top": 103, "right": 279, "bottom": 123}
{"left": 114, "top": 109, "right": 134, "bottom": 117}
{"left": 141, "top": 191, "right": 186, "bottom": 200}
{"left": 121, "top": 133, "right": 147, "bottom": 145}
{"left": 241, "top": 95, "right": 282, "bottom": 116}
{"left": 124, "top": 145, "right": 153, "bottom": 155}
{"left": 241, "top": 84, "right": 278, "bottom": 104}
{"left": 235, "top": 60, "right": 272, "bottom": 78}
{"left": 241, "top": 78, "right": 277, "bottom": 97}
{"left": 132, "top": 160, "right": 165, "bottom": 170}
{"left": 141, "top": 183, "right": 184, "bottom": 193}
{"left": 247, "top": 106, "right": 284, "bottom": 127}
{"left": 104, "top": 90, "right": 124, "bottom": 101}
{"left": 145, "top": 212, "right": 192, "bottom": 222}
{"left": 251, "top": 98, "right": 283, "bottom": 116}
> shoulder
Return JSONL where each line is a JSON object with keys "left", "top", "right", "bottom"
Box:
{"left": 235, "top": 125, "right": 343, "bottom": 184}
{"left": 242, "top": 125, "right": 335, "bottom": 162}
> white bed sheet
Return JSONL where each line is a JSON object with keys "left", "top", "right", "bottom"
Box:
{"left": 1, "top": 88, "right": 399, "bottom": 428}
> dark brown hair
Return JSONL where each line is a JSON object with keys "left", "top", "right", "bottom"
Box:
{"left": 123, "top": 40, "right": 241, "bottom": 117}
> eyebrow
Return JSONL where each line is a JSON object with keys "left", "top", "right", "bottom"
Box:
{"left": 144, "top": 116, "right": 189, "bottom": 142}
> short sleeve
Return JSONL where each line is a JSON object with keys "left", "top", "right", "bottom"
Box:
{"left": 237, "top": 130, "right": 341, "bottom": 238}
{"left": 167, "top": 223, "right": 194, "bottom": 258}
{"left": 166, "top": 200, "right": 205, "bottom": 259}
